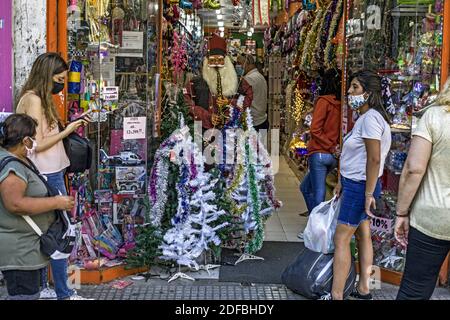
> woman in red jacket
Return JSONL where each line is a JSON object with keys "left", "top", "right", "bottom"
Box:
{"left": 299, "top": 69, "right": 341, "bottom": 230}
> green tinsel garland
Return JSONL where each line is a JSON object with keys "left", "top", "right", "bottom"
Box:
{"left": 244, "top": 140, "right": 264, "bottom": 254}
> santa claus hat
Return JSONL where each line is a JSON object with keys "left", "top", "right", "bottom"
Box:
{"left": 208, "top": 34, "right": 227, "bottom": 56}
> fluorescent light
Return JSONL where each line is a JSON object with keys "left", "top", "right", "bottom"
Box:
{"left": 218, "top": 21, "right": 224, "bottom": 27}
{"left": 217, "top": 14, "right": 223, "bottom": 20}
{"left": 215, "top": 10, "right": 221, "bottom": 14}
{"left": 219, "top": 26, "right": 225, "bottom": 31}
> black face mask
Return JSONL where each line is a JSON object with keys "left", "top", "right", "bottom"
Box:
{"left": 52, "top": 82, "right": 65, "bottom": 94}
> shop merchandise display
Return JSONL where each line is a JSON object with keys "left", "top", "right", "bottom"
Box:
{"left": 265, "top": 1, "right": 344, "bottom": 175}
{"left": 63, "top": 0, "right": 159, "bottom": 271}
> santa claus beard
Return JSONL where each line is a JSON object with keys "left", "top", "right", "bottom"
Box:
{"left": 202, "top": 56, "right": 238, "bottom": 98}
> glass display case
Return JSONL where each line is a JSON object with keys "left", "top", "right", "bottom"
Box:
{"left": 64, "top": 0, "right": 161, "bottom": 274}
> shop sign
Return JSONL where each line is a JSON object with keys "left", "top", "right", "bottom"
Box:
{"left": 124, "top": 117, "right": 146, "bottom": 140}
{"left": 371, "top": 216, "right": 394, "bottom": 234}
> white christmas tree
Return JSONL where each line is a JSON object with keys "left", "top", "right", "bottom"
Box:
{"left": 151, "top": 121, "right": 228, "bottom": 279}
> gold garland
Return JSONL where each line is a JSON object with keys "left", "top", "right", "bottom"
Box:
{"left": 291, "top": 87, "right": 307, "bottom": 125}
{"left": 300, "top": 8, "right": 325, "bottom": 71}
{"left": 324, "top": 0, "right": 343, "bottom": 70}
{"left": 311, "top": 1, "right": 334, "bottom": 70}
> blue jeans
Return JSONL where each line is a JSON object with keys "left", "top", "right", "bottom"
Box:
{"left": 41, "top": 170, "right": 74, "bottom": 300}
{"left": 300, "top": 153, "right": 338, "bottom": 213}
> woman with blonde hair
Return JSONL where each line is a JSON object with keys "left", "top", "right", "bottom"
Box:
{"left": 16, "top": 52, "right": 90, "bottom": 300}
{"left": 395, "top": 79, "right": 450, "bottom": 300}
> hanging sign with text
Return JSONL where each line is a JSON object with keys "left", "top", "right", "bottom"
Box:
{"left": 123, "top": 117, "right": 146, "bottom": 140}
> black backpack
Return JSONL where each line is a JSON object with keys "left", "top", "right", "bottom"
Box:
{"left": 0, "top": 156, "right": 76, "bottom": 259}
{"left": 62, "top": 132, "right": 93, "bottom": 173}
{"left": 59, "top": 121, "right": 93, "bottom": 173}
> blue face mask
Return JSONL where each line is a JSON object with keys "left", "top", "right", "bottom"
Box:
{"left": 235, "top": 65, "right": 244, "bottom": 77}
{"left": 348, "top": 93, "right": 368, "bottom": 110}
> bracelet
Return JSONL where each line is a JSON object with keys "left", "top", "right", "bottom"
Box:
{"left": 395, "top": 213, "right": 409, "bottom": 217}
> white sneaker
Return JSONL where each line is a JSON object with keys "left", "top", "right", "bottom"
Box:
{"left": 39, "top": 287, "right": 57, "bottom": 300}
{"left": 319, "top": 293, "right": 332, "bottom": 300}
{"left": 297, "top": 231, "right": 304, "bottom": 242}
{"left": 69, "top": 294, "right": 94, "bottom": 300}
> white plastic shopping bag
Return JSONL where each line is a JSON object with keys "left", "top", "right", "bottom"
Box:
{"left": 303, "top": 195, "right": 341, "bottom": 254}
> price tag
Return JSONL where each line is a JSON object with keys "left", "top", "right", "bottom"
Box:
{"left": 370, "top": 216, "right": 394, "bottom": 234}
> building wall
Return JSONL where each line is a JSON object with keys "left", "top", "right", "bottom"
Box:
{"left": 13, "top": 0, "right": 46, "bottom": 104}
{"left": 0, "top": 1, "right": 13, "bottom": 111}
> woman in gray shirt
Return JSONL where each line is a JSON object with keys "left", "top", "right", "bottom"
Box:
{"left": 0, "top": 114, "right": 74, "bottom": 300}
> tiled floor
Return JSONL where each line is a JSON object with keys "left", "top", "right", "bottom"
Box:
{"left": 265, "top": 156, "right": 307, "bottom": 242}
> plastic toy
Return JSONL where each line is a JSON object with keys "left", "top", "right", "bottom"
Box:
{"left": 100, "top": 149, "right": 145, "bottom": 166}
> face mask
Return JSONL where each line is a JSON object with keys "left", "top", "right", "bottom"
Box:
{"left": 235, "top": 65, "right": 244, "bottom": 77}
{"left": 52, "top": 81, "right": 65, "bottom": 94}
{"left": 25, "top": 137, "right": 37, "bottom": 157}
{"left": 348, "top": 93, "right": 368, "bottom": 110}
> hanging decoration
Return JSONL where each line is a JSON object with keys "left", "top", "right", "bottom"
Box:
{"left": 300, "top": 7, "right": 325, "bottom": 70}
{"left": 169, "top": 31, "right": 188, "bottom": 83}
{"left": 324, "top": 0, "right": 343, "bottom": 70}
{"left": 253, "top": 0, "right": 270, "bottom": 26}
{"left": 203, "top": 0, "right": 221, "bottom": 10}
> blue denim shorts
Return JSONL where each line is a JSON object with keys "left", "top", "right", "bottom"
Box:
{"left": 337, "top": 176, "right": 381, "bottom": 228}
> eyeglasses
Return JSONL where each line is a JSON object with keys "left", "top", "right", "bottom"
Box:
{"left": 208, "top": 56, "right": 225, "bottom": 66}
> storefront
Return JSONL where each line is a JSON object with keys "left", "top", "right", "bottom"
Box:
{"left": 265, "top": 0, "right": 450, "bottom": 285}
{"left": 4, "top": 0, "right": 446, "bottom": 288}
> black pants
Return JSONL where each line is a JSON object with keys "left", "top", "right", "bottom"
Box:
{"left": 2, "top": 269, "right": 43, "bottom": 300}
{"left": 397, "top": 227, "right": 450, "bottom": 300}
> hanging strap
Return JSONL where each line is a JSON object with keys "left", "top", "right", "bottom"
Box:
{"left": 22, "top": 215, "right": 43, "bottom": 236}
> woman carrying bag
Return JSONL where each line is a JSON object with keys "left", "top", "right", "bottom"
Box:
{"left": 16, "top": 52, "right": 91, "bottom": 300}
{"left": 321, "top": 70, "right": 392, "bottom": 300}
{"left": 0, "top": 114, "right": 75, "bottom": 300}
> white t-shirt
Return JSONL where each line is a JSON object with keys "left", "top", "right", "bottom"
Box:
{"left": 244, "top": 69, "right": 268, "bottom": 126}
{"left": 340, "top": 109, "right": 391, "bottom": 181}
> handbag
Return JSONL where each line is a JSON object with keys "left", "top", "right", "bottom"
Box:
{"left": 59, "top": 122, "right": 93, "bottom": 173}
{"left": 0, "top": 156, "right": 76, "bottom": 260}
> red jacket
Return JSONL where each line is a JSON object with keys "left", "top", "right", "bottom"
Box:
{"left": 307, "top": 95, "right": 341, "bottom": 155}
{"left": 185, "top": 78, "right": 253, "bottom": 129}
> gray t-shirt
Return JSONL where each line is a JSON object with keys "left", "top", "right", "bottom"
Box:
{"left": 340, "top": 109, "right": 391, "bottom": 181}
{"left": 0, "top": 149, "right": 55, "bottom": 271}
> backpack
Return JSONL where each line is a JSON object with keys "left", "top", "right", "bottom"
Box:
{"left": 0, "top": 156, "right": 76, "bottom": 260}
{"left": 59, "top": 120, "right": 93, "bottom": 174}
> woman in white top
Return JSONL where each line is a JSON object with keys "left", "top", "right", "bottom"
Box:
{"left": 16, "top": 52, "right": 89, "bottom": 300}
{"left": 322, "top": 70, "right": 392, "bottom": 300}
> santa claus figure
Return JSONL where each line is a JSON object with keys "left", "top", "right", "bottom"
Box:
{"left": 186, "top": 34, "right": 253, "bottom": 129}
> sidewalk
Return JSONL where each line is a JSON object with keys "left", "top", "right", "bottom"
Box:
{"left": 1, "top": 275, "right": 449, "bottom": 300}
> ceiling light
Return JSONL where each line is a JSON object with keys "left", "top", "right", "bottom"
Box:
{"left": 217, "top": 14, "right": 223, "bottom": 20}
{"left": 247, "top": 31, "right": 253, "bottom": 37}
{"left": 250, "top": 27, "right": 254, "bottom": 33}
{"left": 219, "top": 26, "right": 225, "bottom": 31}
{"left": 215, "top": 10, "right": 221, "bottom": 14}
{"left": 220, "top": 31, "right": 225, "bottom": 37}
{"left": 218, "top": 21, "right": 224, "bottom": 27}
